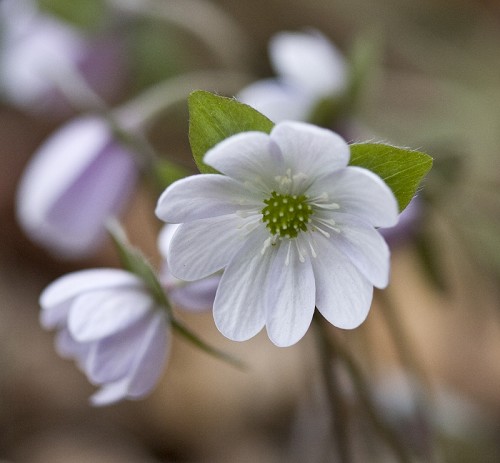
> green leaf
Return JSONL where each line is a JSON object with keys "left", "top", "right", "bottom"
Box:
{"left": 188, "top": 90, "right": 274, "bottom": 174}
{"left": 349, "top": 143, "right": 433, "bottom": 212}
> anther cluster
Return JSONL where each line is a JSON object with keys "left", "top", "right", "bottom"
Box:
{"left": 261, "top": 191, "right": 312, "bottom": 238}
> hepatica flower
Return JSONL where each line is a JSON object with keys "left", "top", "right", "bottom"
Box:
{"left": 156, "top": 121, "right": 398, "bottom": 347}
{"left": 16, "top": 116, "right": 138, "bottom": 258}
{"left": 40, "top": 268, "right": 169, "bottom": 405}
{"left": 237, "top": 30, "right": 347, "bottom": 123}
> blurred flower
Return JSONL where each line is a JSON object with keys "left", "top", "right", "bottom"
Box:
{"left": 0, "top": 0, "right": 125, "bottom": 113}
{"left": 237, "top": 30, "right": 347, "bottom": 123}
{"left": 16, "top": 116, "right": 139, "bottom": 258}
{"left": 156, "top": 121, "right": 398, "bottom": 346}
{"left": 40, "top": 268, "right": 170, "bottom": 405}
{"left": 158, "top": 224, "right": 219, "bottom": 311}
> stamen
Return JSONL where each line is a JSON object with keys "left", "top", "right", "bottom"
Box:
{"left": 295, "top": 240, "right": 306, "bottom": 263}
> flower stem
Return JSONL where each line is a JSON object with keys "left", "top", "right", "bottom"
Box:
{"left": 106, "top": 0, "right": 252, "bottom": 68}
{"left": 112, "top": 69, "right": 253, "bottom": 131}
{"left": 313, "top": 314, "right": 353, "bottom": 463}
{"left": 314, "top": 313, "right": 414, "bottom": 462}
{"left": 170, "top": 317, "right": 246, "bottom": 371}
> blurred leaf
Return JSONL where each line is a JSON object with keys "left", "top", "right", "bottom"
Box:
{"left": 39, "top": 0, "right": 105, "bottom": 30}
{"left": 346, "top": 30, "right": 383, "bottom": 109}
{"left": 349, "top": 143, "right": 433, "bottom": 211}
{"left": 188, "top": 90, "right": 274, "bottom": 174}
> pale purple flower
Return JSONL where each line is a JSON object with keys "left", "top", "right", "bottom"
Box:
{"left": 156, "top": 121, "right": 398, "bottom": 347}
{"left": 16, "top": 116, "right": 139, "bottom": 258}
{"left": 237, "top": 30, "right": 347, "bottom": 122}
{"left": 0, "top": 0, "right": 125, "bottom": 113}
{"left": 40, "top": 268, "right": 169, "bottom": 405}
{"left": 158, "top": 224, "right": 219, "bottom": 311}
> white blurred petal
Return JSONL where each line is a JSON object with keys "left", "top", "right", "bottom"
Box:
{"left": 270, "top": 30, "right": 347, "bottom": 97}
{"left": 68, "top": 289, "right": 152, "bottom": 342}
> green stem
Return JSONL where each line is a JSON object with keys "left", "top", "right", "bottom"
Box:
{"left": 170, "top": 317, "right": 246, "bottom": 371}
{"left": 113, "top": 69, "right": 253, "bottom": 131}
{"left": 314, "top": 314, "right": 353, "bottom": 463}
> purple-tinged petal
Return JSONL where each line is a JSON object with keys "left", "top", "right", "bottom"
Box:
{"left": 155, "top": 174, "right": 253, "bottom": 223}
{"left": 86, "top": 313, "right": 157, "bottom": 384}
{"left": 265, "top": 241, "right": 316, "bottom": 347}
{"left": 16, "top": 117, "right": 138, "bottom": 258}
{"left": 40, "top": 268, "right": 143, "bottom": 310}
{"left": 168, "top": 275, "right": 219, "bottom": 311}
{"left": 271, "top": 121, "right": 350, "bottom": 182}
{"left": 68, "top": 289, "right": 152, "bottom": 342}
{"left": 312, "top": 234, "right": 373, "bottom": 329}
{"left": 90, "top": 311, "right": 169, "bottom": 406}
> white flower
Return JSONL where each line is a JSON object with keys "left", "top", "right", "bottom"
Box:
{"left": 237, "top": 30, "right": 347, "bottom": 122}
{"left": 40, "top": 268, "right": 169, "bottom": 405}
{"left": 16, "top": 116, "right": 138, "bottom": 258}
{"left": 158, "top": 224, "right": 219, "bottom": 311}
{"left": 156, "top": 121, "right": 398, "bottom": 347}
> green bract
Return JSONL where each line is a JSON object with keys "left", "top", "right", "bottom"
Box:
{"left": 349, "top": 143, "right": 432, "bottom": 212}
{"left": 189, "top": 90, "right": 274, "bottom": 174}
{"left": 188, "top": 90, "right": 432, "bottom": 212}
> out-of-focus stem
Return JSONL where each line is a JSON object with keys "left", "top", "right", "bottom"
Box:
{"left": 314, "top": 314, "right": 353, "bottom": 463}
{"left": 314, "top": 313, "right": 414, "bottom": 463}
{"left": 106, "top": 0, "right": 252, "bottom": 68}
{"left": 113, "top": 69, "right": 253, "bottom": 130}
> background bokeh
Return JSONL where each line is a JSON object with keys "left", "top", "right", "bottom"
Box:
{"left": 1, "top": 0, "right": 500, "bottom": 461}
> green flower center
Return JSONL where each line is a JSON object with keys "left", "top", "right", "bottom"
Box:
{"left": 262, "top": 191, "right": 313, "bottom": 239}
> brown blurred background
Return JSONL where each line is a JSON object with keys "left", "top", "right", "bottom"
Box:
{"left": 2, "top": 0, "right": 500, "bottom": 461}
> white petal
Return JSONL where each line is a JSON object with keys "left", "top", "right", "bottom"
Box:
{"left": 168, "top": 215, "right": 248, "bottom": 281}
{"left": 68, "top": 289, "right": 153, "bottom": 342}
{"left": 265, "top": 241, "right": 316, "bottom": 347}
{"left": 155, "top": 174, "right": 252, "bottom": 223}
{"left": 312, "top": 234, "right": 373, "bottom": 329}
{"left": 308, "top": 166, "right": 399, "bottom": 227}
{"left": 90, "top": 311, "right": 169, "bottom": 406}
{"left": 270, "top": 121, "right": 349, "bottom": 183}
{"left": 269, "top": 30, "right": 347, "bottom": 97}
{"left": 203, "top": 131, "right": 283, "bottom": 187}
{"left": 213, "top": 227, "right": 272, "bottom": 341}
{"left": 40, "top": 269, "right": 143, "bottom": 309}
{"left": 329, "top": 212, "right": 391, "bottom": 288}
{"left": 237, "top": 78, "right": 314, "bottom": 123}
